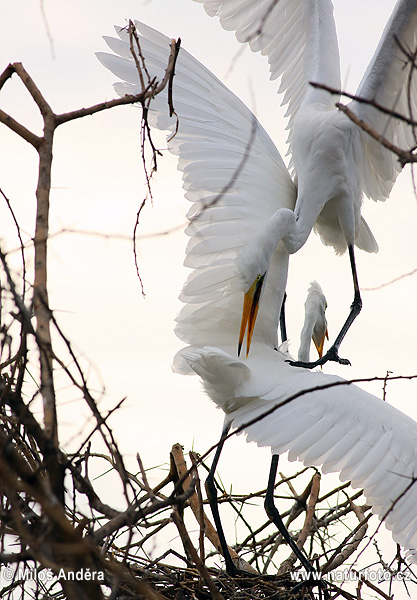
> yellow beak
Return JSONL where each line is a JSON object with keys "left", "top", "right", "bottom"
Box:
{"left": 313, "top": 326, "right": 329, "bottom": 368}
{"left": 238, "top": 274, "right": 265, "bottom": 358}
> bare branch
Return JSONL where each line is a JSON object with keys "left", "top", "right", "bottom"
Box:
{"left": 0, "top": 108, "right": 41, "bottom": 148}
{"left": 171, "top": 509, "right": 226, "bottom": 600}
{"left": 336, "top": 102, "right": 416, "bottom": 165}
{"left": 310, "top": 81, "right": 417, "bottom": 127}
{"left": 170, "top": 443, "right": 257, "bottom": 574}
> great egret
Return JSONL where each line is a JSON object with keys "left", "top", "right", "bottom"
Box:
{"left": 97, "top": 21, "right": 417, "bottom": 570}
{"left": 203, "top": 281, "right": 329, "bottom": 576}
{"left": 194, "top": 0, "right": 417, "bottom": 367}
{"left": 298, "top": 281, "right": 328, "bottom": 363}
{"left": 97, "top": 22, "right": 322, "bottom": 573}
{"left": 97, "top": 22, "right": 297, "bottom": 362}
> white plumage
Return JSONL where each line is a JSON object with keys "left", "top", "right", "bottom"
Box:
{"left": 298, "top": 281, "right": 328, "bottom": 363}
{"left": 97, "top": 22, "right": 296, "bottom": 357}
{"left": 192, "top": 0, "right": 417, "bottom": 367}
{"left": 182, "top": 343, "right": 417, "bottom": 563}
{"left": 97, "top": 18, "right": 417, "bottom": 563}
{"left": 196, "top": 0, "right": 417, "bottom": 215}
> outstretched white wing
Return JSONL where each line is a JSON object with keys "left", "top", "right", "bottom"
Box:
{"left": 97, "top": 22, "right": 296, "bottom": 361}
{"left": 350, "top": 0, "right": 417, "bottom": 201}
{"left": 197, "top": 0, "right": 417, "bottom": 201}
{"left": 183, "top": 344, "right": 417, "bottom": 563}
{"left": 194, "top": 0, "right": 341, "bottom": 152}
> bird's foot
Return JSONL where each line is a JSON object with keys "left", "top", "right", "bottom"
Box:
{"left": 292, "top": 575, "right": 329, "bottom": 600}
{"left": 288, "top": 346, "right": 351, "bottom": 369}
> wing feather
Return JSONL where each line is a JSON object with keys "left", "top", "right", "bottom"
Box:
{"left": 195, "top": 0, "right": 417, "bottom": 208}
{"left": 97, "top": 22, "right": 295, "bottom": 359}
{"left": 181, "top": 343, "right": 417, "bottom": 560}
{"left": 351, "top": 0, "right": 417, "bottom": 201}
{"left": 194, "top": 0, "right": 341, "bottom": 152}
{"left": 210, "top": 346, "right": 417, "bottom": 562}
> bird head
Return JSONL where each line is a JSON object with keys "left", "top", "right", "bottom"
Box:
{"left": 312, "top": 319, "right": 329, "bottom": 359}
{"left": 238, "top": 272, "right": 266, "bottom": 358}
{"left": 298, "top": 281, "right": 329, "bottom": 364}
{"left": 309, "top": 281, "right": 329, "bottom": 359}
{"left": 235, "top": 209, "right": 294, "bottom": 358}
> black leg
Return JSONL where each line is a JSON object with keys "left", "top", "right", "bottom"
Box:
{"left": 265, "top": 455, "right": 315, "bottom": 572}
{"left": 266, "top": 455, "right": 328, "bottom": 598}
{"left": 205, "top": 421, "right": 239, "bottom": 575}
{"left": 289, "top": 245, "right": 361, "bottom": 369}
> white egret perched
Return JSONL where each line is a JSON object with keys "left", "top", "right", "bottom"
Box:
{"left": 194, "top": 0, "right": 417, "bottom": 368}
{"left": 97, "top": 22, "right": 417, "bottom": 571}
{"left": 298, "top": 281, "right": 329, "bottom": 363}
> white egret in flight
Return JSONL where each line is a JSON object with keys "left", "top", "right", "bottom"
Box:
{"left": 97, "top": 21, "right": 417, "bottom": 573}
{"left": 194, "top": 0, "right": 417, "bottom": 367}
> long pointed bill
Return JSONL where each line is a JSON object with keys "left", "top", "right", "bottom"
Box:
{"left": 313, "top": 327, "right": 329, "bottom": 367}
{"left": 238, "top": 274, "right": 265, "bottom": 358}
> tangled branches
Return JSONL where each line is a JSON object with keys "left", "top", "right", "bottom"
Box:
{"left": 0, "top": 17, "right": 417, "bottom": 600}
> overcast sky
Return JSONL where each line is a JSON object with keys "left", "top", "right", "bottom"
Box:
{"left": 2, "top": 0, "right": 417, "bottom": 586}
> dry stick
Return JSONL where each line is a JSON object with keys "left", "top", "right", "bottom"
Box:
{"left": 35, "top": 114, "right": 57, "bottom": 445}
{"left": 310, "top": 81, "right": 417, "bottom": 127}
{"left": 170, "top": 444, "right": 257, "bottom": 574}
{"left": 127, "top": 20, "right": 181, "bottom": 101}
{"left": 353, "top": 571, "right": 394, "bottom": 600}
{"left": 322, "top": 502, "right": 369, "bottom": 575}
{"left": 171, "top": 509, "right": 225, "bottom": 600}
{"left": 336, "top": 102, "right": 416, "bottom": 166}
{"left": 91, "top": 477, "right": 196, "bottom": 545}
{"left": 0, "top": 109, "right": 40, "bottom": 147}
{"left": 0, "top": 187, "right": 26, "bottom": 301}
{"left": 0, "top": 53, "right": 180, "bottom": 500}
{"left": 309, "top": 80, "right": 417, "bottom": 164}
{"left": 281, "top": 472, "right": 313, "bottom": 531}
{"left": 0, "top": 63, "right": 59, "bottom": 452}
{"left": 0, "top": 251, "right": 65, "bottom": 502}
{"left": 190, "top": 451, "right": 206, "bottom": 564}
{"left": 100, "top": 555, "right": 169, "bottom": 600}
{"left": 317, "top": 493, "right": 366, "bottom": 528}
{"left": 297, "top": 473, "right": 321, "bottom": 550}
{"left": 71, "top": 463, "right": 121, "bottom": 520}
{"left": 2, "top": 377, "right": 130, "bottom": 524}
{"left": 362, "top": 267, "right": 417, "bottom": 292}
{"left": 0, "top": 429, "right": 104, "bottom": 600}
{"left": 128, "top": 20, "right": 147, "bottom": 91}
{"left": 321, "top": 510, "right": 372, "bottom": 575}
{"left": 236, "top": 467, "right": 313, "bottom": 550}
{"left": 326, "top": 585, "right": 357, "bottom": 600}
{"left": 126, "top": 23, "right": 181, "bottom": 296}
{"left": 278, "top": 472, "right": 321, "bottom": 575}
{"left": 0, "top": 57, "right": 183, "bottom": 591}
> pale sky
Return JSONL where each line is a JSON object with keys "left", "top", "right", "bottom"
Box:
{"left": 1, "top": 0, "right": 417, "bottom": 590}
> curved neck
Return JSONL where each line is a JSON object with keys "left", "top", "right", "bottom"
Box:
{"left": 298, "top": 313, "right": 315, "bottom": 363}
{"left": 265, "top": 205, "right": 317, "bottom": 257}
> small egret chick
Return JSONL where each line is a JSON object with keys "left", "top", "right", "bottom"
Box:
{"left": 298, "top": 281, "right": 329, "bottom": 363}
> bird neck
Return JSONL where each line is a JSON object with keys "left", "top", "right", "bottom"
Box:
{"left": 298, "top": 313, "right": 316, "bottom": 363}
{"left": 236, "top": 208, "right": 295, "bottom": 290}
{"left": 267, "top": 208, "right": 297, "bottom": 251}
